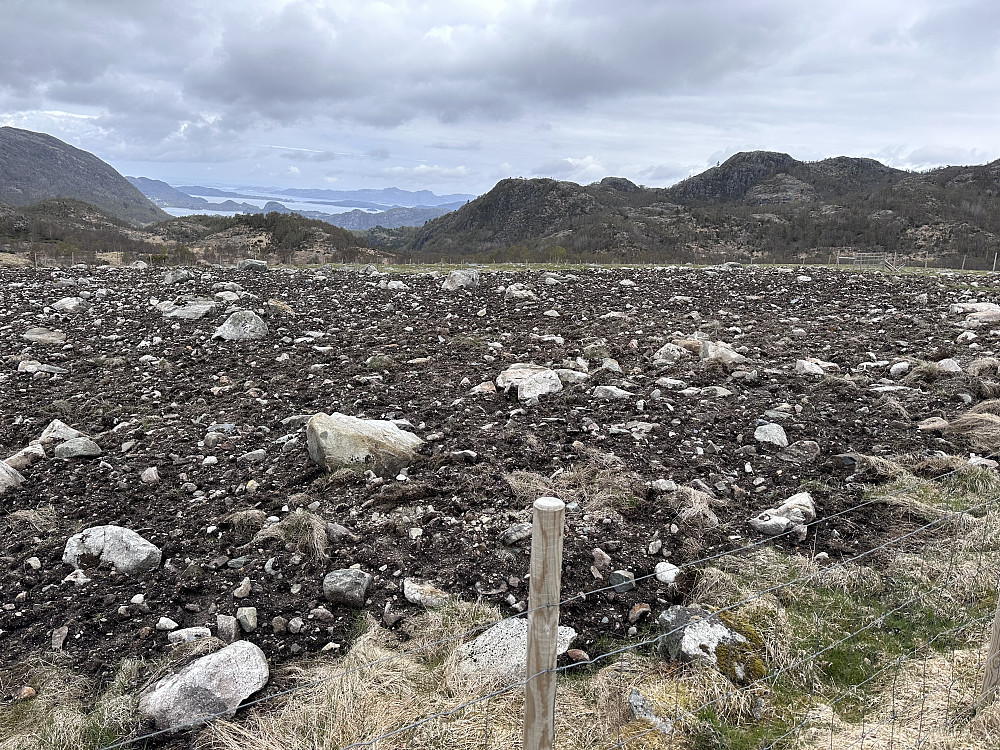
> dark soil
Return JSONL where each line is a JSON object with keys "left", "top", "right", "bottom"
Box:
{"left": 1, "top": 263, "right": 996, "bottom": 741}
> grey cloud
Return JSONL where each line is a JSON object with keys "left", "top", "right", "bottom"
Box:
{"left": 280, "top": 150, "right": 339, "bottom": 163}
{"left": 365, "top": 148, "right": 390, "bottom": 160}
{"left": 430, "top": 140, "right": 481, "bottom": 151}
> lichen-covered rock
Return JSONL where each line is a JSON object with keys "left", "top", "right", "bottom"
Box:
{"left": 138, "top": 641, "right": 269, "bottom": 730}
{"left": 306, "top": 412, "right": 423, "bottom": 478}
{"left": 402, "top": 578, "right": 452, "bottom": 608}
{"left": 442, "top": 269, "right": 480, "bottom": 291}
{"left": 454, "top": 618, "right": 576, "bottom": 687}
{"left": 212, "top": 310, "right": 269, "bottom": 341}
{"left": 657, "top": 605, "right": 764, "bottom": 684}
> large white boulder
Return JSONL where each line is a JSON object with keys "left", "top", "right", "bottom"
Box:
{"left": 63, "top": 525, "right": 162, "bottom": 574}
{"left": 212, "top": 310, "right": 269, "bottom": 341}
{"left": 453, "top": 618, "right": 576, "bottom": 687}
{"left": 699, "top": 340, "right": 747, "bottom": 365}
{"left": 0, "top": 462, "right": 25, "bottom": 496}
{"left": 38, "top": 419, "right": 85, "bottom": 445}
{"left": 517, "top": 369, "right": 563, "bottom": 404}
{"left": 138, "top": 641, "right": 269, "bottom": 730}
{"left": 495, "top": 363, "right": 549, "bottom": 392}
{"left": 442, "top": 269, "right": 480, "bottom": 291}
{"left": 306, "top": 412, "right": 423, "bottom": 477}
{"left": 748, "top": 492, "right": 816, "bottom": 540}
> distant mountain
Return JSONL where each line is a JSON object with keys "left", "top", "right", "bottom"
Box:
{"left": 258, "top": 200, "right": 455, "bottom": 230}
{"left": 405, "top": 151, "right": 1000, "bottom": 265}
{"left": 127, "top": 177, "right": 261, "bottom": 213}
{"left": 0, "top": 127, "right": 169, "bottom": 225}
{"left": 275, "top": 187, "right": 475, "bottom": 207}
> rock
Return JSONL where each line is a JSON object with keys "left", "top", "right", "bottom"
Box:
{"left": 442, "top": 269, "right": 480, "bottom": 291}
{"left": 39, "top": 419, "right": 85, "bottom": 444}
{"left": 217, "top": 614, "right": 240, "bottom": 643}
{"left": 629, "top": 603, "right": 652, "bottom": 623}
{"left": 236, "top": 607, "right": 258, "bottom": 633}
{"left": 593, "top": 385, "right": 634, "bottom": 400}
{"left": 495, "top": 363, "right": 548, "bottom": 392}
{"left": 0, "top": 461, "right": 25, "bottom": 496}
{"left": 23, "top": 327, "right": 66, "bottom": 344}
{"left": 138, "top": 640, "right": 269, "bottom": 731}
{"left": 238, "top": 259, "right": 268, "bottom": 272}
{"left": 566, "top": 648, "right": 591, "bottom": 662}
{"left": 654, "top": 561, "right": 682, "bottom": 587}
{"left": 52, "top": 625, "right": 69, "bottom": 650}
{"left": 385, "top": 280, "right": 409, "bottom": 291}
{"left": 918, "top": 417, "right": 949, "bottom": 432}
{"left": 322, "top": 569, "right": 372, "bottom": 608}
{"left": 499, "top": 522, "right": 533, "bottom": 546}
{"left": 306, "top": 412, "right": 423, "bottom": 478}
{"left": 753, "top": 423, "right": 788, "bottom": 448}
{"left": 288, "top": 617, "right": 305, "bottom": 634}
{"left": 140, "top": 467, "right": 161, "bottom": 484}
{"left": 453, "top": 618, "right": 576, "bottom": 686}
{"left": 233, "top": 578, "right": 252, "bottom": 598}
{"left": 212, "top": 310, "right": 269, "bottom": 341}
{"left": 652, "top": 343, "right": 687, "bottom": 365}
{"left": 63, "top": 525, "right": 162, "bottom": 574}
{"left": 609, "top": 570, "right": 636, "bottom": 593}
{"left": 657, "top": 605, "right": 751, "bottom": 674}
{"left": 237, "top": 449, "right": 266, "bottom": 465}
{"left": 777, "top": 440, "right": 820, "bottom": 464}
{"left": 889, "top": 361, "right": 911, "bottom": 378}
{"left": 517, "top": 369, "right": 563, "bottom": 404}
{"left": 937, "top": 358, "right": 963, "bottom": 373}
{"left": 159, "top": 298, "right": 219, "bottom": 320}
{"left": 794, "top": 359, "right": 825, "bottom": 376}
{"left": 157, "top": 617, "right": 179, "bottom": 631}
{"left": 168, "top": 627, "right": 211, "bottom": 643}
{"left": 54, "top": 437, "right": 103, "bottom": 459}
{"left": 555, "top": 369, "right": 590, "bottom": 384}
{"left": 749, "top": 492, "right": 816, "bottom": 541}
{"left": 403, "top": 578, "right": 451, "bottom": 608}
{"left": 18, "top": 360, "right": 69, "bottom": 374}
{"left": 5, "top": 444, "right": 46, "bottom": 470}
{"left": 629, "top": 688, "right": 674, "bottom": 735}
{"left": 163, "top": 269, "right": 195, "bottom": 284}
{"left": 52, "top": 296, "right": 87, "bottom": 313}
{"left": 700, "top": 340, "right": 747, "bottom": 365}
{"left": 504, "top": 283, "right": 536, "bottom": 301}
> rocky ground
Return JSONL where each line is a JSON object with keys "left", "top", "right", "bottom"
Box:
{"left": 3, "top": 261, "right": 1000, "bottom": 742}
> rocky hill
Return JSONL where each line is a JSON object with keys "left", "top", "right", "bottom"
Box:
{"left": 405, "top": 151, "right": 1000, "bottom": 267}
{"left": 0, "top": 127, "right": 169, "bottom": 226}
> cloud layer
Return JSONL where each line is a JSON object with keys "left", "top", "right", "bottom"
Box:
{"left": 3, "top": 0, "right": 1000, "bottom": 191}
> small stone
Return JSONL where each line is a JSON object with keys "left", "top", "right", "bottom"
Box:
{"left": 54, "top": 437, "right": 103, "bottom": 459}
{"left": 592, "top": 548, "right": 612, "bottom": 571}
{"left": 156, "top": 617, "right": 179, "bottom": 631}
{"left": 233, "top": 577, "right": 252, "bottom": 598}
{"left": 323, "top": 569, "right": 373, "bottom": 608}
{"left": 288, "top": 617, "right": 305, "bottom": 634}
{"left": 566, "top": 648, "right": 591, "bottom": 662}
{"left": 499, "top": 522, "right": 533, "bottom": 546}
{"left": 52, "top": 625, "right": 69, "bottom": 650}
{"left": 15, "top": 686, "right": 37, "bottom": 701}
{"left": 655, "top": 561, "right": 682, "bottom": 586}
{"left": 236, "top": 606, "right": 258, "bottom": 633}
{"left": 140, "top": 467, "right": 161, "bottom": 484}
{"left": 754, "top": 423, "right": 789, "bottom": 448}
{"left": 629, "top": 603, "right": 652, "bottom": 624}
{"left": 271, "top": 616, "right": 288, "bottom": 635}
{"left": 609, "top": 570, "right": 636, "bottom": 593}
{"left": 403, "top": 578, "right": 451, "bottom": 608}
{"left": 217, "top": 614, "right": 240, "bottom": 643}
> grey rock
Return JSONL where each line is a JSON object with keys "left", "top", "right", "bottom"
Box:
{"left": 163, "top": 269, "right": 195, "bottom": 284}
{"left": 652, "top": 343, "right": 687, "bottom": 365}
{"left": 238, "top": 259, "right": 268, "bottom": 272}
{"left": 52, "top": 625, "right": 69, "bottom": 650}
{"left": 442, "top": 269, "right": 480, "bottom": 291}
{"left": 453, "top": 618, "right": 576, "bottom": 687}
{"left": 0, "top": 461, "right": 25, "bottom": 496}
{"left": 23, "top": 327, "right": 66, "bottom": 344}
{"left": 156, "top": 617, "right": 179, "bottom": 631}
{"left": 63, "top": 525, "right": 161, "bottom": 575}
{"left": 609, "top": 570, "right": 636, "bottom": 593}
{"left": 700, "top": 340, "right": 747, "bottom": 365}
{"left": 212, "top": 310, "right": 269, "bottom": 341}
{"left": 39, "top": 419, "right": 85, "bottom": 444}
{"left": 749, "top": 492, "right": 816, "bottom": 541}
{"left": 593, "top": 385, "right": 634, "bottom": 400}
{"left": 216, "top": 614, "right": 240, "bottom": 643}
{"left": 168, "top": 627, "right": 212, "bottom": 644}
{"left": 655, "top": 562, "right": 682, "bottom": 586}
{"left": 753, "top": 423, "right": 788, "bottom": 448}
{"left": 322, "top": 569, "right": 372, "bottom": 608}
{"left": 777, "top": 440, "right": 820, "bottom": 464}
{"left": 403, "top": 578, "right": 451, "bottom": 608}
{"left": 517, "top": 369, "right": 563, "bottom": 404}
{"left": 5, "top": 444, "right": 46, "bottom": 470}
{"left": 237, "top": 449, "right": 266, "bottom": 465}
{"left": 138, "top": 640, "right": 269, "bottom": 731}
{"left": 52, "top": 296, "right": 87, "bottom": 313}
{"left": 306, "top": 412, "right": 423, "bottom": 478}
{"left": 657, "top": 605, "right": 747, "bottom": 668}
{"left": 499, "top": 522, "right": 533, "bottom": 546}
{"left": 158, "top": 298, "right": 219, "bottom": 320}
{"left": 236, "top": 607, "right": 258, "bottom": 633}
{"left": 54, "top": 437, "right": 103, "bottom": 459}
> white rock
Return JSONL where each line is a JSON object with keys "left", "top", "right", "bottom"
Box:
{"left": 749, "top": 492, "right": 816, "bottom": 540}
{"left": 937, "top": 358, "right": 963, "bottom": 373}
{"left": 63, "top": 525, "right": 162, "bottom": 575}
{"left": 386, "top": 280, "right": 409, "bottom": 291}
{"left": 306, "top": 412, "right": 423, "bottom": 478}
{"left": 593, "top": 385, "right": 634, "bottom": 400}
{"left": 156, "top": 617, "right": 179, "bottom": 631}
{"left": 652, "top": 343, "right": 687, "bottom": 365}
{"left": 889, "top": 361, "right": 910, "bottom": 378}
{"left": 22, "top": 327, "right": 66, "bottom": 344}
{"left": 52, "top": 296, "right": 87, "bottom": 313}
{"left": 700, "top": 340, "right": 746, "bottom": 365}
{"left": 454, "top": 618, "right": 576, "bottom": 687}
{"left": 495, "top": 363, "right": 549, "bottom": 392}
{"left": 517, "top": 369, "right": 563, "bottom": 404}
{"left": 504, "top": 283, "right": 536, "bottom": 301}
{"left": 212, "top": 310, "right": 269, "bottom": 341}
{"left": 442, "top": 269, "right": 480, "bottom": 291}
{"left": 554, "top": 369, "right": 590, "bottom": 384}
{"left": 753, "top": 423, "right": 788, "bottom": 448}
{"left": 402, "top": 578, "right": 451, "bottom": 609}
{"left": 138, "top": 641, "right": 269, "bottom": 731}
{"left": 158, "top": 298, "right": 219, "bottom": 320}
{"left": 657, "top": 605, "right": 747, "bottom": 668}
{"left": 654, "top": 561, "right": 682, "bottom": 586}
{"left": 39, "top": 419, "right": 85, "bottom": 444}
{"left": 794, "top": 359, "right": 825, "bottom": 376}
{"left": 0, "top": 461, "right": 25, "bottom": 496}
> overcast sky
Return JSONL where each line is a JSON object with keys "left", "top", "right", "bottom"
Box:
{"left": 3, "top": 0, "right": 999, "bottom": 195}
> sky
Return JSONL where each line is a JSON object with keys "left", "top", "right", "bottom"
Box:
{"left": 2, "top": 0, "right": 1000, "bottom": 196}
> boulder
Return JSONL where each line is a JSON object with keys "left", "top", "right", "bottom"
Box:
{"left": 700, "top": 340, "right": 746, "bottom": 365}
{"left": 238, "top": 259, "right": 268, "bottom": 272}
{"left": 753, "top": 423, "right": 788, "bottom": 448}
{"left": 504, "top": 283, "right": 536, "bottom": 301}
{"left": 51, "top": 296, "right": 87, "bottom": 313}
{"left": 157, "top": 298, "right": 219, "bottom": 320}
{"left": 22, "top": 327, "right": 66, "bottom": 344}
{"left": 212, "top": 310, "right": 269, "bottom": 341}
{"left": 652, "top": 343, "right": 687, "bottom": 366}
{"left": 54, "top": 437, "right": 103, "bottom": 459}
{"left": 323, "top": 569, "right": 372, "bottom": 608}
{"left": 402, "top": 578, "right": 451, "bottom": 608}
{"left": 794, "top": 359, "right": 825, "bottom": 376}
{"left": 5, "top": 444, "right": 46, "bottom": 470}
{"left": 517, "top": 369, "right": 563, "bottom": 404}
{"left": 453, "top": 618, "right": 576, "bottom": 687}
{"left": 0, "top": 461, "right": 25, "bottom": 496}
{"left": 442, "top": 269, "right": 480, "bottom": 291}
{"left": 138, "top": 641, "right": 269, "bottom": 731}
{"left": 306, "top": 412, "right": 423, "bottom": 477}
{"left": 163, "top": 269, "right": 195, "bottom": 284}
{"left": 63, "top": 525, "right": 162, "bottom": 574}
{"left": 657, "top": 605, "right": 758, "bottom": 682}
{"left": 748, "top": 492, "right": 816, "bottom": 540}
{"left": 39, "top": 419, "right": 85, "bottom": 444}
{"left": 496, "top": 363, "right": 549, "bottom": 393}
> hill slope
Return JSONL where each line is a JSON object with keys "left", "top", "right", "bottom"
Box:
{"left": 405, "top": 152, "right": 1000, "bottom": 265}
{"left": 0, "top": 127, "right": 169, "bottom": 226}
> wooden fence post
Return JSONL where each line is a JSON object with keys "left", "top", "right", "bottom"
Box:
{"left": 523, "top": 497, "right": 566, "bottom": 750}
{"left": 982, "top": 586, "right": 1000, "bottom": 703}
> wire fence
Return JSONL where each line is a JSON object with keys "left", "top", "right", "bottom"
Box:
{"left": 98, "top": 457, "right": 1000, "bottom": 750}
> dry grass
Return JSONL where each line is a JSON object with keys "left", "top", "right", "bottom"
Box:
{"left": 0, "top": 657, "right": 144, "bottom": 750}
{"left": 967, "top": 358, "right": 1000, "bottom": 378}
{"left": 664, "top": 487, "right": 726, "bottom": 530}
{"left": 248, "top": 510, "right": 328, "bottom": 560}
{"left": 944, "top": 413, "right": 1000, "bottom": 452}
{"left": 223, "top": 508, "right": 269, "bottom": 543}
{"left": 504, "top": 448, "right": 643, "bottom": 514}
{"left": 971, "top": 398, "right": 1000, "bottom": 415}
{"left": 4, "top": 505, "right": 57, "bottom": 532}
